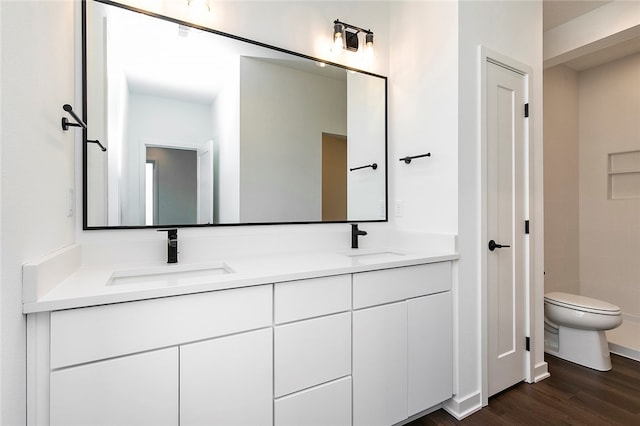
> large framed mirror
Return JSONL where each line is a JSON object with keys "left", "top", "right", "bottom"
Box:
{"left": 83, "top": 0, "right": 387, "bottom": 229}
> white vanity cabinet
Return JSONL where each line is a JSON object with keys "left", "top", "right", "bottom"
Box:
{"left": 273, "top": 275, "right": 352, "bottom": 426}
{"left": 45, "top": 285, "right": 273, "bottom": 426}
{"left": 352, "top": 263, "right": 453, "bottom": 426}
{"left": 28, "top": 258, "right": 456, "bottom": 426}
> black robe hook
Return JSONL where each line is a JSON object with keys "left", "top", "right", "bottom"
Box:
{"left": 61, "top": 104, "right": 87, "bottom": 131}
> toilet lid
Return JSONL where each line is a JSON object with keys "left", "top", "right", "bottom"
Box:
{"left": 544, "top": 292, "right": 621, "bottom": 315}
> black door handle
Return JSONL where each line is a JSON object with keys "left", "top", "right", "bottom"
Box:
{"left": 488, "top": 239, "right": 510, "bottom": 251}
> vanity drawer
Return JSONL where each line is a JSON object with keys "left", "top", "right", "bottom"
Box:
{"left": 50, "top": 285, "right": 272, "bottom": 369}
{"left": 274, "top": 312, "right": 351, "bottom": 397}
{"left": 274, "top": 274, "right": 351, "bottom": 324}
{"left": 352, "top": 262, "right": 451, "bottom": 309}
{"left": 275, "top": 376, "right": 352, "bottom": 426}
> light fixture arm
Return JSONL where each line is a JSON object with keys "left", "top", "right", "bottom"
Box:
{"left": 333, "top": 19, "right": 373, "bottom": 37}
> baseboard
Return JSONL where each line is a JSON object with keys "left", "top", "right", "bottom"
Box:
{"left": 609, "top": 342, "right": 640, "bottom": 362}
{"left": 533, "top": 361, "right": 550, "bottom": 382}
{"left": 442, "top": 391, "right": 482, "bottom": 420}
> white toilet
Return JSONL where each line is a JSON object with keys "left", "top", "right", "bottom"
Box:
{"left": 544, "top": 292, "right": 622, "bottom": 371}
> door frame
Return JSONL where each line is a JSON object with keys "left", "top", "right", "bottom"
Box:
{"left": 479, "top": 47, "right": 535, "bottom": 405}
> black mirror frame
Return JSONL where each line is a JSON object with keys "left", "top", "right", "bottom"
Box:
{"left": 82, "top": 0, "right": 388, "bottom": 230}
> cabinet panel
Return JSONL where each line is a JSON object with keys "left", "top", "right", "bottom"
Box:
{"left": 51, "top": 285, "right": 272, "bottom": 368}
{"left": 275, "top": 274, "right": 351, "bottom": 324}
{"left": 353, "top": 302, "right": 407, "bottom": 426}
{"left": 275, "top": 377, "right": 352, "bottom": 426}
{"left": 408, "top": 292, "right": 453, "bottom": 416}
{"left": 353, "top": 263, "right": 451, "bottom": 309}
{"left": 275, "top": 312, "right": 351, "bottom": 397}
{"left": 180, "top": 328, "right": 273, "bottom": 426}
{"left": 50, "top": 347, "right": 178, "bottom": 426}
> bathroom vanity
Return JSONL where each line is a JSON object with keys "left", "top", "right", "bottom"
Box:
{"left": 24, "top": 248, "right": 456, "bottom": 426}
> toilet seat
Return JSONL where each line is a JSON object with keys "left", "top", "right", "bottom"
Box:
{"left": 544, "top": 292, "right": 621, "bottom": 316}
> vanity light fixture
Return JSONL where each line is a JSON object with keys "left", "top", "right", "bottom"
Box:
{"left": 333, "top": 19, "right": 373, "bottom": 53}
{"left": 187, "top": 0, "right": 210, "bottom": 12}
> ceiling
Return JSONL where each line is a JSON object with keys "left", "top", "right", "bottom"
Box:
{"left": 543, "top": 0, "right": 640, "bottom": 71}
{"left": 543, "top": 0, "right": 611, "bottom": 32}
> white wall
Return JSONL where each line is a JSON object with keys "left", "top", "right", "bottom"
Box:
{"left": 211, "top": 64, "right": 241, "bottom": 223}
{"left": 543, "top": 65, "right": 580, "bottom": 295}
{"left": 239, "top": 57, "right": 346, "bottom": 223}
{"left": 578, "top": 52, "right": 640, "bottom": 317}
{"left": 457, "top": 0, "right": 544, "bottom": 413}
{"left": 389, "top": 0, "right": 458, "bottom": 234}
{"left": 347, "top": 71, "right": 386, "bottom": 221}
{"left": 0, "top": 1, "right": 76, "bottom": 424}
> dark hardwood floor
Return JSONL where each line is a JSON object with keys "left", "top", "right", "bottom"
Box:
{"left": 408, "top": 354, "right": 640, "bottom": 425}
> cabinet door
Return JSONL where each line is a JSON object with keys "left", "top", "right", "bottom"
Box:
{"left": 353, "top": 302, "right": 407, "bottom": 426}
{"left": 180, "top": 328, "right": 273, "bottom": 426}
{"left": 50, "top": 347, "right": 178, "bottom": 426}
{"left": 408, "top": 291, "right": 453, "bottom": 416}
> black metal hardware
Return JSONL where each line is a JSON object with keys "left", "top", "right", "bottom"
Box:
{"left": 88, "top": 139, "right": 107, "bottom": 152}
{"left": 334, "top": 19, "right": 373, "bottom": 37}
{"left": 63, "top": 104, "right": 107, "bottom": 152}
{"left": 525, "top": 220, "right": 530, "bottom": 234}
{"left": 349, "top": 163, "right": 377, "bottom": 172}
{"left": 524, "top": 103, "right": 529, "bottom": 118}
{"left": 351, "top": 224, "right": 367, "bottom": 249}
{"left": 525, "top": 336, "right": 530, "bottom": 352}
{"left": 334, "top": 20, "right": 373, "bottom": 52}
{"left": 158, "top": 228, "right": 178, "bottom": 263}
{"left": 61, "top": 104, "right": 87, "bottom": 131}
{"left": 399, "top": 153, "right": 431, "bottom": 164}
{"left": 488, "top": 239, "right": 510, "bottom": 251}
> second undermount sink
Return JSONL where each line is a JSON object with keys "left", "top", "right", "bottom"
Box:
{"left": 108, "top": 263, "right": 235, "bottom": 287}
{"left": 340, "top": 250, "right": 407, "bottom": 262}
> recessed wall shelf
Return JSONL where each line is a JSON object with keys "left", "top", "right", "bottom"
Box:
{"left": 608, "top": 150, "right": 640, "bottom": 200}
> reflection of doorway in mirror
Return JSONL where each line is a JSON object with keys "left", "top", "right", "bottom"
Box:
{"left": 197, "top": 141, "right": 214, "bottom": 224}
{"left": 145, "top": 161, "right": 156, "bottom": 226}
{"left": 322, "top": 133, "right": 347, "bottom": 221}
{"left": 145, "top": 147, "right": 198, "bottom": 225}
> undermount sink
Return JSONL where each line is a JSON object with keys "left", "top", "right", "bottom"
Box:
{"left": 341, "top": 250, "right": 406, "bottom": 262}
{"left": 108, "top": 263, "right": 235, "bottom": 287}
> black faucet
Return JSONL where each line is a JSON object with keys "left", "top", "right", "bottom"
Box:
{"left": 351, "top": 224, "right": 367, "bottom": 249}
{"left": 158, "top": 229, "right": 178, "bottom": 263}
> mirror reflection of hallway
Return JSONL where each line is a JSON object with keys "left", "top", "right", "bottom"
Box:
{"left": 322, "top": 133, "right": 347, "bottom": 221}
{"left": 146, "top": 147, "right": 197, "bottom": 225}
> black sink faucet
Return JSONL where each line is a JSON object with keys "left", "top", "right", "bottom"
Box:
{"left": 158, "top": 228, "right": 178, "bottom": 263}
{"left": 351, "top": 224, "right": 367, "bottom": 249}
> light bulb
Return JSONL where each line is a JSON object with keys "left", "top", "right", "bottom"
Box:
{"left": 333, "top": 22, "right": 344, "bottom": 52}
{"left": 333, "top": 32, "right": 344, "bottom": 52}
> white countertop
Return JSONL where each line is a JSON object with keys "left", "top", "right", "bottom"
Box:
{"left": 23, "top": 248, "right": 458, "bottom": 313}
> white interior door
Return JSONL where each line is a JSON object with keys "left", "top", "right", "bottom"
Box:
{"left": 486, "top": 60, "right": 528, "bottom": 396}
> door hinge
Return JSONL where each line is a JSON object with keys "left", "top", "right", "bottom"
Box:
{"left": 525, "top": 220, "right": 530, "bottom": 234}
{"left": 524, "top": 103, "right": 529, "bottom": 118}
{"left": 525, "top": 336, "right": 530, "bottom": 352}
